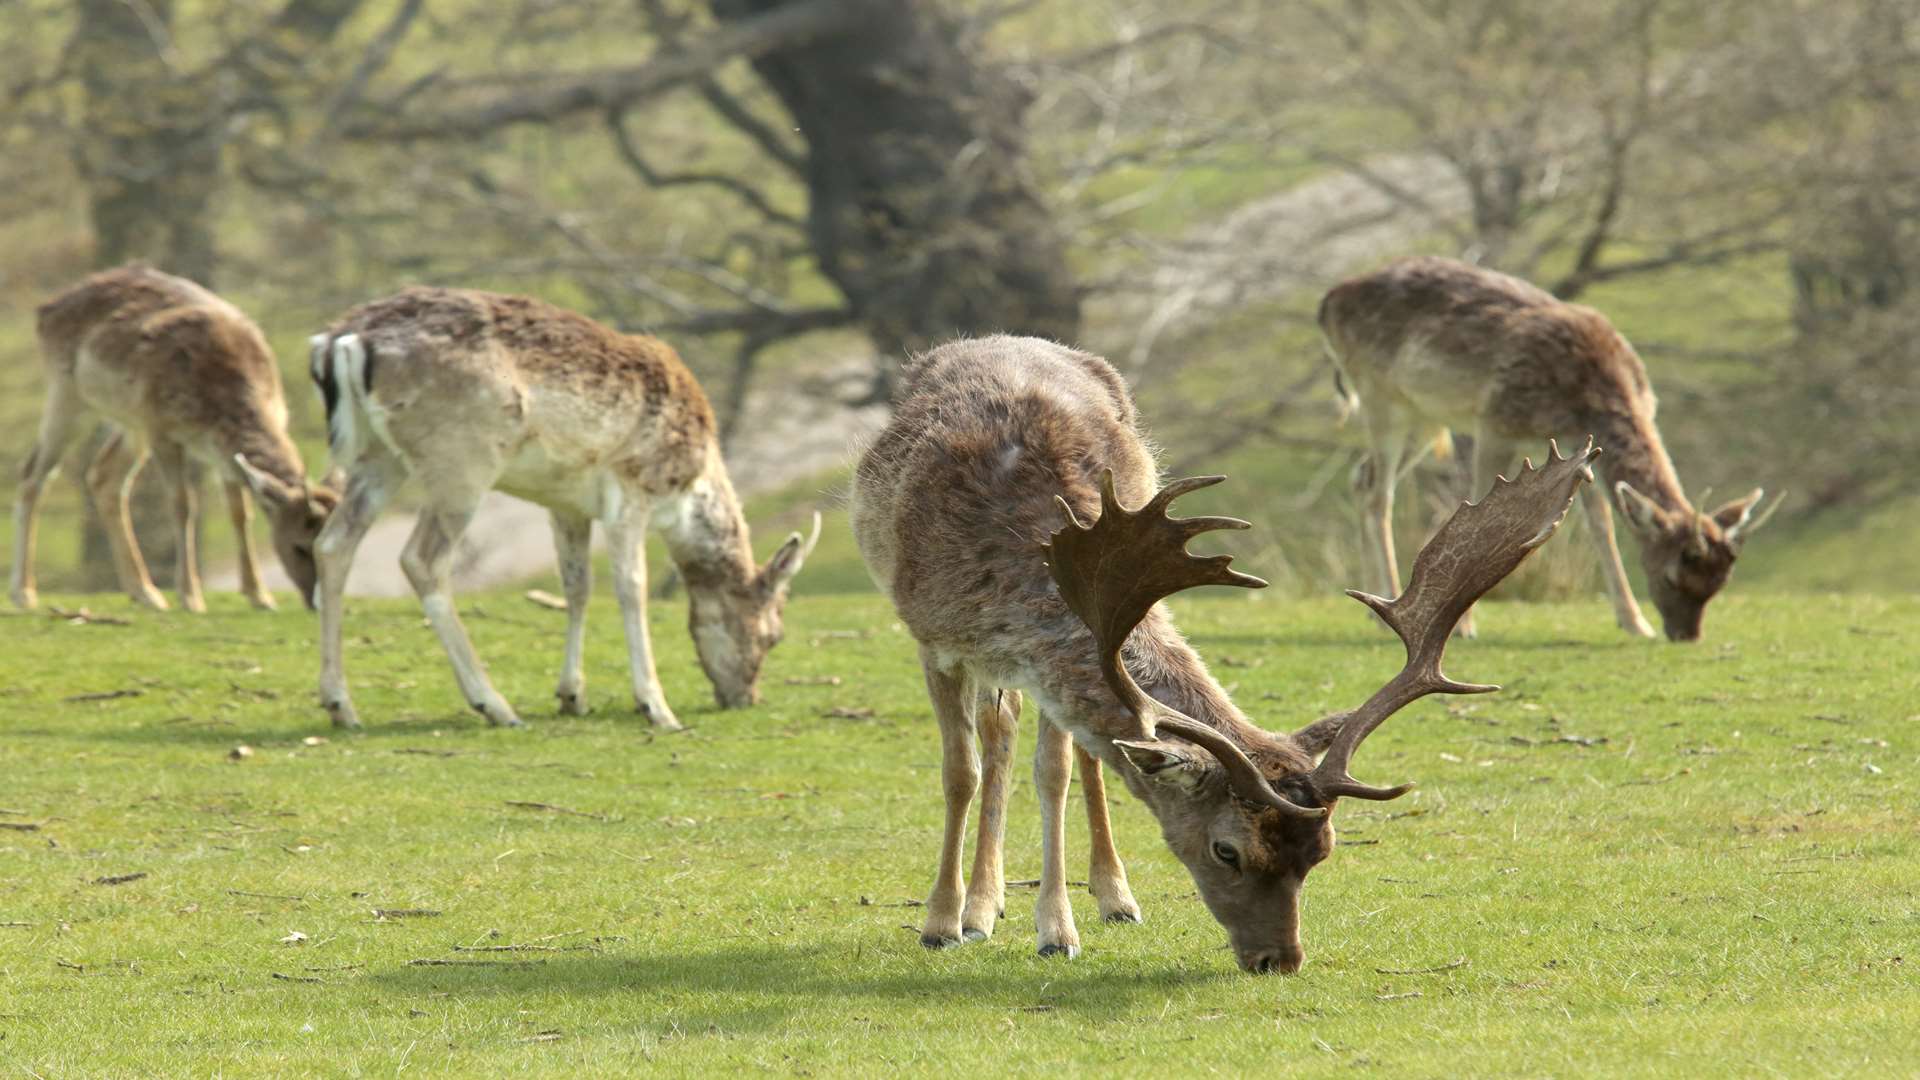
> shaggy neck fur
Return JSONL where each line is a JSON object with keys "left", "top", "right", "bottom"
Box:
{"left": 1586, "top": 408, "right": 1690, "bottom": 514}
{"left": 657, "top": 447, "right": 758, "bottom": 595}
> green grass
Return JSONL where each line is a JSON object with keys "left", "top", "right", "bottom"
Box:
{"left": 2, "top": 589, "right": 1915, "bottom": 1076}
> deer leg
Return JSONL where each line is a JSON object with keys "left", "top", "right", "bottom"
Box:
{"left": 961, "top": 688, "right": 1018, "bottom": 942}
{"left": 1078, "top": 744, "right": 1141, "bottom": 924}
{"left": 1579, "top": 476, "right": 1657, "bottom": 638}
{"left": 85, "top": 430, "right": 167, "bottom": 610}
{"left": 314, "top": 461, "right": 399, "bottom": 729}
{"left": 550, "top": 509, "right": 593, "bottom": 716}
{"left": 1456, "top": 429, "right": 1524, "bottom": 639}
{"left": 1034, "top": 715, "right": 1082, "bottom": 958}
{"left": 920, "top": 651, "right": 979, "bottom": 950}
{"left": 223, "top": 478, "right": 277, "bottom": 610}
{"left": 151, "top": 443, "right": 205, "bottom": 614}
{"left": 401, "top": 498, "right": 520, "bottom": 728}
{"left": 1356, "top": 410, "right": 1413, "bottom": 599}
{"left": 11, "top": 376, "right": 84, "bottom": 610}
{"left": 604, "top": 502, "right": 682, "bottom": 731}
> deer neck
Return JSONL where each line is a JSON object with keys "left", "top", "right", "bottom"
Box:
{"left": 227, "top": 423, "right": 309, "bottom": 493}
{"left": 1068, "top": 610, "right": 1257, "bottom": 772}
{"left": 656, "top": 448, "right": 758, "bottom": 595}
{"left": 1586, "top": 409, "right": 1690, "bottom": 514}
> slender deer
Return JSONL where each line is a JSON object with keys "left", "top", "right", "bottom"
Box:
{"left": 307, "top": 287, "right": 818, "bottom": 730}
{"left": 11, "top": 265, "right": 338, "bottom": 614}
{"left": 853, "top": 334, "right": 1593, "bottom": 970}
{"left": 1321, "top": 255, "right": 1780, "bottom": 640}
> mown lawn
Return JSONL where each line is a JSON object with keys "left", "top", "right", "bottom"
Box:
{"left": 1, "top": 590, "right": 1915, "bottom": 1076}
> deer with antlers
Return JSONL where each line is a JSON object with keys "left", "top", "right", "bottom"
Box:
{"left": 1322, "top": 256, "right": 1779, "bottom": 640}
{"left": 11, "top": 265, "right": 339, "bottom": 614}
{"left": 307, "top": 287, "right": 819, "bottom": 730}
{"left": 852, "top": 334, "right": 1593, "bottom": 970}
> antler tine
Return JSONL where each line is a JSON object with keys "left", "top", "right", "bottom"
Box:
{"left": 1044, "top": 471, "right": 1323, "bottom": 817}
{"left": 1311, "top": 438, "right": 1600, "bottom": 802}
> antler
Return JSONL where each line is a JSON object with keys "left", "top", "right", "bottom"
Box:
{"left": 1311, "top": 438, "right": 1600, "bottom": 802}
{"left": 1043, "top": 472, "right": 1323, "bottom": 818}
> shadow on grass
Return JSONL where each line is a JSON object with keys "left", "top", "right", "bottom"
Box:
{"left": 368, "top": 941, "right": 1224, "bottom": 1025}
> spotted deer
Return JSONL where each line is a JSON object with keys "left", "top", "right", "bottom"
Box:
{"left": 1321, "top": 255, "right": 1780, "bottom": 640}
{"left": 307, "top": 287, "right": 818, "bottom": 730}
{"left": 852, "top": 334, "right": 1592, "bottom": 970}
{"left": 11, "top": 265, "right": 339, "bottom": 614}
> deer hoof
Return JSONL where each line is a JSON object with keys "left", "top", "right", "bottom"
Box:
{"left": 10, "top": 588, "right": 37, "bottom": 610}
{"left": 556, "top": 691, "right": 589, "bottom": 717}
{"left": 1037, "top": 942, "right": 1080, "bottom": 959}
{"left": 325, "top": 702, "right": 362, "bottom": 730}
{"left": 920, "top": 932, "right": 963, "bottom": 950}
{"left": 1102, "top": 908, "right": 1142, "bottom": 925}
{"left": 962, "top": 927, "right": 990, "bottom": 943}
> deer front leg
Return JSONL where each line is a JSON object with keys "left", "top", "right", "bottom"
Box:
{"left": 223, "top": 478, "right": 276, "bottom": 610}
{"left": 604, "top": 504, "right": 681, "bottom": 731}
{"left": 85, "top": 430, "right": 167, "bottom": 610}
{"left": 402, "top": 501, "right": 520, "bottom": 727}
{"left": 1355, "top": 410, "right": 1414, "bottom": 601}
{"left": 313, "top": 462, "right": 397, "bottom": 729}
{"left": 550, "top": 510, "right": 593, "bottom": 716}
{"left": 920, "top": 652, "right": 979, "bottom": 949}
{"left": 151, "top": 443, "right": 205, "bottom": 614}
{"left": 12, "top": 377, "right": 84, "bottom": 610}
{"left": 1034, "top": 716, "right": 1081, "bottom": 958}
{"left": 961, "top": 688, "right": 1018, "bottom": 942}
{"left": 1077, "top": 744, "right": 1141, "bottom": 924}
{"left": 1579, "top": 477, "right": 1657, "bottom": 638}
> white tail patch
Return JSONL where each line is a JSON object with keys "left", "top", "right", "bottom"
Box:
{"left": 326, "top": 334, "right": 370, "bottom": 469}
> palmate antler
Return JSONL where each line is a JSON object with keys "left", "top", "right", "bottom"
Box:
{"left": 1042, "top": 473, "right": 1328, "bottom": 819}
{"left": 1310, "top": 438, "right": 1600, "bottom": 801}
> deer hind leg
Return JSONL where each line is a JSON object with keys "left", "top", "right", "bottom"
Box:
{"left": 1578, "top": 475, "right": 1657, "bottom": 638}
{"left": 1355, "top": 405, "right": 1416, "bottom": 599}
{"left": 1078, "top": 744, "right": 1141, "bottom": 924}
{"left": 223, "top": 477, "right": 276, "bottom": 610}
{"left": 85, "top": 429, "right": 167, "bottom": 610}
{"left": 1033, "top": 715, "right": 1082, "bottom": 958}
{"left": 920, "top": 651, "right": 979, "bottom": 949}
{"left": 961, "top": 688, "right": 1018, "bottom": 942}
{"left": 402, "top": 496, "right": 520, "bottom": 728}
{"left": 151, "top": 443, "right": 205, "bottom": 614}
{"left": 550, "top": 509, "right": 594, "bottom": 716}
{"left": 314, "top": 459, "right": 400, "bottom": 729}
{"left": 11, "top": 376, "right": 85, "bottom": 609}
{"left": 603, "top": 500, "right": 682, "bottom": 731}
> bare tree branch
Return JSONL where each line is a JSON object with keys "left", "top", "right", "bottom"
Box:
{"left": 344, "top": 0, "right": 862, "bottom": 141}
{"left": 317, "top": 0, "right": 426, "bottom": 140}
{"left": 605, "top": 107, "right": 802, "bottom": 228}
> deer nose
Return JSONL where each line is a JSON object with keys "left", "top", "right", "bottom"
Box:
{"left": 1240, "top": 949, "right": 1302, "bottom": 975}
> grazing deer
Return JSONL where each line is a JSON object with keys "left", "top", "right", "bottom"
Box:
{"left": 11, "top": 265, "right": 338, "bottom": 614}
{"left": 1321, "top": 255, "right": 1780, "bottom": 640}
{"left": 852, "top": 334, "right": 1592, "bottom": 970}
{"left": 307, "top": 287, "right": 818, "bottom": 730}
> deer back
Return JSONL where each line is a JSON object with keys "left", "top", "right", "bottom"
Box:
{"left": 852, "top": 335, "right": 1157, "bottom": 669}
{"left": 322, "top": 288, "right": 719, "bottom": 496}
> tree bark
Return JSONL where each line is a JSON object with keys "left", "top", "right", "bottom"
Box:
{"left": 710, "top": 0, "right": 1081, "bottom": 395}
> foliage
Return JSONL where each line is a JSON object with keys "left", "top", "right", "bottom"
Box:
{"left": 1, "top": 591, "right": 1915, "bottom": 1075}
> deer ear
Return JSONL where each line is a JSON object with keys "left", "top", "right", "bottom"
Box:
{"left": 1613, "top": 481, "right": 1662, "bottom": 534}
{"left": 762, "top": 511, "right": 823, "bottom": 592}
{"left": 1711, "top": 487, "right": 1772, "bottom": 543}
{"left": 233, "top": 454, "right": 296, "bottom": 513}
{"left": 1116, "top": 739, "right": 1207, "bottom": 790}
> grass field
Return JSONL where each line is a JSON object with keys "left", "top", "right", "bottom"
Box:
{"left": 2, "top": 587, "right": 1915, "bottom": 1077}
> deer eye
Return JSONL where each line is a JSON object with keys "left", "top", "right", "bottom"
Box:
{"left": 1211, "top": 841, "right": 1240, "bottom": 869}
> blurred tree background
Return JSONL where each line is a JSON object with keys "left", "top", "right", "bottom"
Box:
{"left": 1, "top": 0, "right": 1914, "bottom": 597}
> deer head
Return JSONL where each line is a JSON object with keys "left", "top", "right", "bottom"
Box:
{"left": 233, "top": 454, "right": 341, "bottom": 609}
{"left": 1615, "top": 483, "right": 1782, "bottom": 641}
{"left": 1045, "top": 441, "right": 1597, "bottom": 973}
{"left": 689, "top": 512, "right": 822, "bottom": 708}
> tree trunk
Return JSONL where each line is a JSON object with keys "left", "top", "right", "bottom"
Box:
{"left": 70, "top": 0, "right": 225, "bottom": 589}
{"left": 710, "top": 0, "right": 1081, "bottom": 397}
